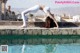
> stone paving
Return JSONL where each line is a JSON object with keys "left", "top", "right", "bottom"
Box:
{"left": 0, "top": 25, "right": 80, "bottom": 44}
{"left": 0, "top": 25, "right": 80, "bottom": 35}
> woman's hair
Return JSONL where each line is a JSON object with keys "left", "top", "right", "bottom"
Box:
{"left": 45, "top": 16, "right": 51, "bottom": 28}
{"left": 45, "top": 16, "right": 56, "bottom": 28}
{"left": 46, "top": 16, "right": 51, "bottom": 21}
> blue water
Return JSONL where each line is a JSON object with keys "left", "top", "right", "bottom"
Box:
{"left": 1, "top": 44, "right": 80, "bottom": 53}
{"left": 55, "top": 44, "right": 80, "bottom": 53}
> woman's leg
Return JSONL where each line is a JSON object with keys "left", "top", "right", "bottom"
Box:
{"left": 21, "top": 5, "right": 40, "bottom": 27}
{"left": 21, "top": 12, "right": 27, "bottom": 27}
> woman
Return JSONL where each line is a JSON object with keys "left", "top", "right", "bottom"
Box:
{"left": 21, "top": 5, "right": 59, "bottom": 28}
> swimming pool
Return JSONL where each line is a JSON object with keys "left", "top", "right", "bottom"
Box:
{"left": 0, "top": 34, "right": 80, "bottom": 53}
{"left": 0, "top": 44, "right": 80, "bottom": 53}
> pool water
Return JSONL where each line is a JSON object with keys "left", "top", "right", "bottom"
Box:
{"left": 1, "top": 44, "right": 80, "bottom": 53}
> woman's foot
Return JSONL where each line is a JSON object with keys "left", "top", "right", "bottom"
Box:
{"left": 54, "top": 27, "right": 58, "bottom": 28}
{"left": 21, "top": 25, "right": 27, "bottom": 28}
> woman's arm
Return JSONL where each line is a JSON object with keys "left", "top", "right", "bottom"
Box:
{"left": 42, "top": 6, "right": 59, "bottom": 28}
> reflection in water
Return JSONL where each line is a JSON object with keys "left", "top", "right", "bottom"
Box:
{"left": 22, "top": 44, "right": 25, "bottom": 53}
{"left": 7, "top": 44, "right": 80, "bottom": 53}
{"left": 22, "top": 41, "right": 26, "bottom": 53}
{"left": 45, "top": 44, "right": 57, "bottom": 53}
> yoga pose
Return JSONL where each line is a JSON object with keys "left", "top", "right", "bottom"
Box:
{"left": 21, "top": 5, "right": 59, "bottom": 28}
